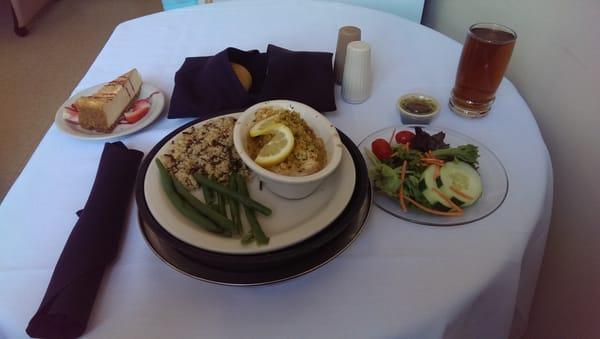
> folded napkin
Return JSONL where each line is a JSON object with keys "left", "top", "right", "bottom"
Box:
{"left": 26, "top": 142, "right": 143, "bottom": 338}
{"left": 168, "top": 44, "right": 336, "bottom": 119}
{"left": 261, "top": 44, "right": 337, "bottom": 112}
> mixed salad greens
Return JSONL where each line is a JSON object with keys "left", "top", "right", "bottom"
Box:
{"left": 366, "top": 127, "right": 483, "bottom": 216}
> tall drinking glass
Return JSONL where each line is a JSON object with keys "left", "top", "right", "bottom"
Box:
{"left": 449, "top": 23, "right": 517, "bottom": 118}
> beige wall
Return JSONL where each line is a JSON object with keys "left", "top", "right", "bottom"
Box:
{"left": 422, "top": 1, "right": 600, "bottom": 338}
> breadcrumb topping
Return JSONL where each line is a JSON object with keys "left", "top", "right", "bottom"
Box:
{"left": 248, "top": 107, "right": 326, "bottom": 176}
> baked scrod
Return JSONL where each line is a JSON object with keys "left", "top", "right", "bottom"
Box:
{"left": 74, "top": 69, "right": 142, "bottom": 132}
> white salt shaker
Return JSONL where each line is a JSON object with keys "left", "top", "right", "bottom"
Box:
{"left": 341, "top": 41, "right": 372, "bottom": 104}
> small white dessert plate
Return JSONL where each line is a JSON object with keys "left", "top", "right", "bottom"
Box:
{"left": 54, "top": 83, "right": 164, "bottom": 140}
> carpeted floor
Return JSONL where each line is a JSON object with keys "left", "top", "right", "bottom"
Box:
{"left": 0, "top": 0, "right": 163, "bottom": 202}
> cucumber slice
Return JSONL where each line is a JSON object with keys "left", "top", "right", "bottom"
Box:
{"left": 419, "top": 165, "right": 451, "bottom": 210}
{"left": 439, "top": 161, "right": 482, "bottom": 207}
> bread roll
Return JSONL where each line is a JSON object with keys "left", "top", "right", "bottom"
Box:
{"left": 231, "top": 62, "right": 252, "bottom": 92}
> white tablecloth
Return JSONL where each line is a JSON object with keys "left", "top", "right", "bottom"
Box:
{"left": 0, "top": 1, "right": 553, "bottom": 338}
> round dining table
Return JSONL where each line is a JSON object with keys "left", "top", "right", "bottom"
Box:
{"left": 0, "top": 1, "right": 553, "bottom": 338}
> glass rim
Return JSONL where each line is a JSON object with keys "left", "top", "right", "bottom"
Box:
{"left": 468, "top": 23, "right": 517, "bottom": 44}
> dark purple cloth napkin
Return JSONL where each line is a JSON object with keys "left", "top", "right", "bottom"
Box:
{"left": 168, "top": 47, "right": 268, "bottom": 120}
{"left": 168, "top": 45, "right": 336, "bottom": 119}
{"left": 26, "top": 142, "right": 143, "bottom": 339}
{"left": 261, "top": 44, "right": 336, "bottom": 112}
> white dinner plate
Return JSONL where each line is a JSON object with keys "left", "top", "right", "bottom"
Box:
{"left": 54, "top": 83, "right": 164, "bottom": 140}
{"left": 143, "top": 114, "right": 357, "bottom": 255}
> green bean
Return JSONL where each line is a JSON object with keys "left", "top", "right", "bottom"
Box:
{"left": 201, "top": 185, "right": 215, "bottom": 209}
{"left": 170, "top": 174, "right": 235, "bottom": 232}
{"left": 236, "top": 174, "right": 269, "bottom": 245}
{"left": 241, "top": 232, "right": 255, "bottom": 245}
{"left": 217, "top": 192, "right": 226, "bottom": 216}
{"left": 193, "top": 172, "right": 272, "bottom": 216}
{"left": 227, "top": 176, "right": 243, "bottom": 235}
{"left": 155, "top": 159, "right": 224, "bottom": 234}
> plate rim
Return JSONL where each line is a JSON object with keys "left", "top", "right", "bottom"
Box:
{"left": 54, "top": 82, "right": 165, "bottom": 140}
{"left": 360, "top": 124, "right": 509, "bottom": 226}
{"left": 138, "top": 114, "right": 357, "bottom": 255}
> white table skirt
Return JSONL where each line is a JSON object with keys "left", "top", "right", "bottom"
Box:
{"left": 0, "top": 1, "right": 552, "bottom": 338}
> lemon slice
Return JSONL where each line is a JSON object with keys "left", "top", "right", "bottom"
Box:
{"left": 249, "top": 116, "right": 279, "bottom": 137}
{"left": 254, "top": 124, "right": 295, "bottom": 167}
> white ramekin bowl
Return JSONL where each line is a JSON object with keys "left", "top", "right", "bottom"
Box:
{"left": 233, "top": 100, "right": 343, "bottom": 199}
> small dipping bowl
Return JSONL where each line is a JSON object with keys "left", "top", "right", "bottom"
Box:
{"left": 397, "top": 93, "right": 440, "bottom": 124}
{"left": 233, "top": 100, "right": 343, "bottom": 199}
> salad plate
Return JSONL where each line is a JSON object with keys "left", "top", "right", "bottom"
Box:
{"left": 137, "top": 114, "right": 356, "bottom": 255}
{"left": 54, "top": 83, "right": 164, "bottom": 140}
{"left": 359, "top": 125, "right": 508, "bottom": 226}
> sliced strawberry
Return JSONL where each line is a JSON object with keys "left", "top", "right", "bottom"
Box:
{"left": 65, "top": 104, "right": 79, "bottom": 115}
{"left": 64, "top": 104, "right": 79, "bottom": 124}
{"left": 123, "top": 100, "right": 151, "bottom": 124}
{"left": 65, "top": 115, "right": 79, "bottom": 124}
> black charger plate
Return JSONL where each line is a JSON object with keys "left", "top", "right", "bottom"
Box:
{"left": 139, "top": 186, "right": 370, "bottom": 285}
{"left": 135, "top": 117, "right": 371, "bottom": 278}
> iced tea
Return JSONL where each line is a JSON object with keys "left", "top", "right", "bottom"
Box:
{"left": 450, "top": 23, "right": 516, "bottom": 117}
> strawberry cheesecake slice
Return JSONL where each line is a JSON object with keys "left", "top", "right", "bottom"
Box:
{"left": 74, "top": 69, "right": 142, "bottom": 132}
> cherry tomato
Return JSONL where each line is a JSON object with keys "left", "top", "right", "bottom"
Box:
{"left": 371, "top": 138, "right": 393, "bottom": 160}
{"left": 395, "top": 131, "right": 415, "bottom": 144}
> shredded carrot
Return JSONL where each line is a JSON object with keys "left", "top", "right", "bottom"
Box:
{"left": 404, "top": 196, "right": 464, "bottom": 216}
{"left": 398, "top": 186, "right": 407, "bottom": 212}
{"left": 398, "top": 160, "right": 408, "bottom": 212}
{"left": 432, "top": 188, "right": 463, "bottom": 212}
{"left": 450, "top": 186, "right": 474, "bottom": 200}
{"left": 422, "top": 158, "right": 444, "bottom": 163}
{"left": 421, "top": 159, "right": 444, "bottom": 166}
{"left": 426, "top": 150, "right": 437, "bottom": 159}
{"left": 404, "top": 142, "right": 410, "bottom": 152}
